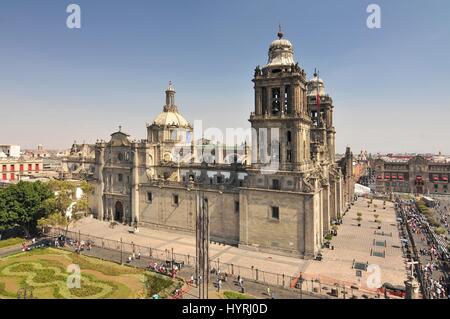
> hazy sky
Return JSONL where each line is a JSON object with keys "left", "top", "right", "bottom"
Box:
{"left": 1, "top": 0, "right": 449, "bottom": 154}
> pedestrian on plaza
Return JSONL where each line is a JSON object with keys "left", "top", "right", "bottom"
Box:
{"left": 218, "top": 279, "right": 222, "bottom": 292}
{"left": 128, "top": 255, "right": 132, "bottom": 263}
{"left": 137, "top": 250, "right": 141, "bottom": 259}
{"left": 267, "top": 287, "right": 271, "bottom": 297}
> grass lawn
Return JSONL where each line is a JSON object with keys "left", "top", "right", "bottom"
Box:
{"left": 0, "top": 238, "right": 25, "bottom": 249}
{"left": 223, "top": 291, "right": 255, "bottom": 299}
{"left": 0, "top": 247, "right": 180, "bottom": 299}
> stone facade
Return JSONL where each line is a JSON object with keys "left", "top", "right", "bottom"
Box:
{"left": 82, "top": 31, "right": 355, "bottom": 259}
{"left": 374, "top": 154, "right": 450, "bottom": 195}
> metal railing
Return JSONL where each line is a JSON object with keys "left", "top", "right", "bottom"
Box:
{"left": 48, "top": 227, "right": 383, "bottom": 299}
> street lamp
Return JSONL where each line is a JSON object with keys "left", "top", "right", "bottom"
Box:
{"left": 120, "top": 237, "right": 123, "bottom": 265}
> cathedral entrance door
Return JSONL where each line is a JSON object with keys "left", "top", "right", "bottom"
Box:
{"left": 115, "top": 201, "right": 124, "bottom": 222}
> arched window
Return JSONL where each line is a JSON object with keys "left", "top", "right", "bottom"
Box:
{"left": 287, "top": 131, "right": 292, "bottom": 143}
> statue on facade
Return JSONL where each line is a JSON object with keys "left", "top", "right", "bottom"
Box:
{"left": 254, "top": 65, "right": 261, "bottom": 77}
{"left": 302, "top": 174, "right": 314, "bottom": 193}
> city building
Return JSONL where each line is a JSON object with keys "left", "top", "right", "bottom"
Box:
{"left": 374, "top": 153, "right": 450, "bottom": 195}
{"left": 0, "top": 157, "right": 43, "bottom": 183}
{"left": 69, "top": 31, "right": 355, "bottom": 259}
{"left": 0, "top": 144, "right": 21, "bottom": 158}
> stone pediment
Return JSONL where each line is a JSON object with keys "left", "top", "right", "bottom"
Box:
{"left": 109, "top": 131, "right": 131, "bottom": 147}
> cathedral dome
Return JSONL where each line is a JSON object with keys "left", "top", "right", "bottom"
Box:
{"left": 307, "top": 72, "right": 326, "bottom": 97}
{"left": 266, "top": 29, "right": 296, "bottom": 67}
{"left": 151, "top": 81, "right": 191, "bottom": 128}
{"left": 153, "top": 110, "right": 190, "bottom": 127}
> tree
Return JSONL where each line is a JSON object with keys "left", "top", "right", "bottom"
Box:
{"left": 37, "top": 180, "right": 92, "bottom": 234}
{"left": 0, "top": 181, "right": 54, "bottom": 237}
{"left": 37, "top": 212, "right": 68, "bottom": 233}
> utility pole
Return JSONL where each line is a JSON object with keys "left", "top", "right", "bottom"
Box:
{"left": 196, "top": 189, "right": 209, "bottom": 299}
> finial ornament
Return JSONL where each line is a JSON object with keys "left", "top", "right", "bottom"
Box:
{"left": 277, "top": 24, "right": 283, "bottom": 39}
{"left": 119, "top": 125, "right": 122, "bottom": 132}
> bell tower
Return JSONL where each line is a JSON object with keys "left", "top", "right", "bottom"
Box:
{"left": 250, "top": 28, "right": 312, "bottom": 172}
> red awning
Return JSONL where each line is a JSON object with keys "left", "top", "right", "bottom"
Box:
{"left": 434, "top": 176, "right": 439, "bottom": 181}
{"left": 399, "top": 176, "right": 404, "bottom": 180}
{"left": 385, "top": 175, "right": 390, "bottom": 179}
{"left": 416, "top": 176, "right": 422, "bottom": 180}
{"left": 443, "top": 176, "right": 448, "bottom": 181}
{"left": 392, "top": 175, "right": 397, "bottom": 179}
{"left": 377, "top": 175, "right": 382, "bottom": 180}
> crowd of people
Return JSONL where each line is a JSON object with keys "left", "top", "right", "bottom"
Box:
{"left": 434, "top": 199, "right": 450, "bottom": 231}
{"left": 397, "top": 199, "right": 449, "bottom": 299}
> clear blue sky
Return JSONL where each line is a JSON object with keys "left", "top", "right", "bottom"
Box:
{"left": 1, "top": 0, "right": 449, "bottom": 154}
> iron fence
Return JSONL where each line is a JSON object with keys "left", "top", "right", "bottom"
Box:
{"left": 48, "top": 227, "right": 382, "bottom": 298}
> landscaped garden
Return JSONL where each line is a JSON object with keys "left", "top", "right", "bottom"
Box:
{"left": 0, "top": 247, "right": 180, "bottom": 299}
{"left": 0, "top": 237, "right": 24, "bottom": 249}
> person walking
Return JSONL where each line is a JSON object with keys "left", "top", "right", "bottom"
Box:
{"left": 267, "top": 287, "right": 271, "bottom": 297}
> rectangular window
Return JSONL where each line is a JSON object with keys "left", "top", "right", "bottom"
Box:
{"left": 272, "top": 179, "right": 280, "bottom": 190}
{"left": 118, "top": 174, "right": 123, "bottom": 182}
{"left": 147, "top": 192, "right": 153, "bottom": 203}
{"left": 235, "top": 201, "right": 240, "bottom": 213}
{"left": 28, "top": 164, "right": 32, "bottom": 171}
{"left": 35, "top": 164, "right": 39, "bottom": 172}
{"left": 271, "top": 206, "right": 280, "bottom": 220}
{"left": 20, "top": 164, "right": 24, "bottom": 172}
{"left": 2, "top": 173, "right": 6, "bottom": 181}
{"left": 173, "top": 194, "right": 179, "bottom": 206}
{"left": 10, "top": 165, "right": 14, "bottom": 172}
{"left": 10, "top": 173, "right": 15, "bottom": 180}
{"left": 2, "top": 165, "right": 6, "bottom": 171}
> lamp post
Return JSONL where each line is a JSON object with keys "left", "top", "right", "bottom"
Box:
{"left": 120, "top": 237, "right": 123, "bottom": 265}
{"left": 298, "top": 276, "right": 304, "bottom": 299}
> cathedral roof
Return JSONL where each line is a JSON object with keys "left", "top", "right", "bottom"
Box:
{"left": 151, "top": 82, "right": 191, "bottom": 128}
{"left": 266, "top": 29, "right": 296, "bottom": 67}
{"left": 307, "top": 72, "right": 326, "bottom": 97}
{"left": 153, "top": 110, "right": 190, "bottom": 127}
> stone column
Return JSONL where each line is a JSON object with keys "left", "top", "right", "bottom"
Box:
{"left": 255, "top": 87, "right": 262, "bottom": 115}
{"left": 303, "top": 195, "right": 316, "bottom": 258}
{"left": 280, "top": 86, "right": 285, "bottom": 115}
{"left": 131, "top": 144, "right": 140, "bottom": 228}
{"left": 294, "top": 85, "right": 301, "bottom": 114}
{"left": 336, "top": 177, "right": 342, "bottom": 218}
{"left": 266, "top": 87, "right": 272, "bottom": 115}
{"left": 322, "top": 184, "right": 330, "bottom": 233}
{"left": 95, "top": 145, "right": 105, "bottom": 221}
{"left": 329, "top": 179, "right": 337, "bottom": 221}
{"left": 238, "top": 191, "right": 249, "bottom": 247}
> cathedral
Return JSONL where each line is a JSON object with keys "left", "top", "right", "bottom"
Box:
{"left": 68, "top": 30, "right": 355, "bottom": 259}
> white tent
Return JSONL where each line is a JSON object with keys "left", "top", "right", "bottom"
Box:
{"left": 355, "top": 183, "right": 371, "bottom": 196}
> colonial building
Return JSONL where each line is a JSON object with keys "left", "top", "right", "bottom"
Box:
{"left": 77, "top": 31, "right": 354, "bottom": 259}
{"left": 61, "top": 143, "right": 96, "bottom": 180}
{"left": 1, "top": 158, "right": 43, "bottom": 183}
{"left": 374, "top": 154, "right": 450, "bottom": 195}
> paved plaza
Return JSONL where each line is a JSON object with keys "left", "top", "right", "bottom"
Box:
{"left": 69, "top": 197, "right": 408, "bottom": 294}
{"left": 305, "top": 198, "right": 408, "bottom": 289}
